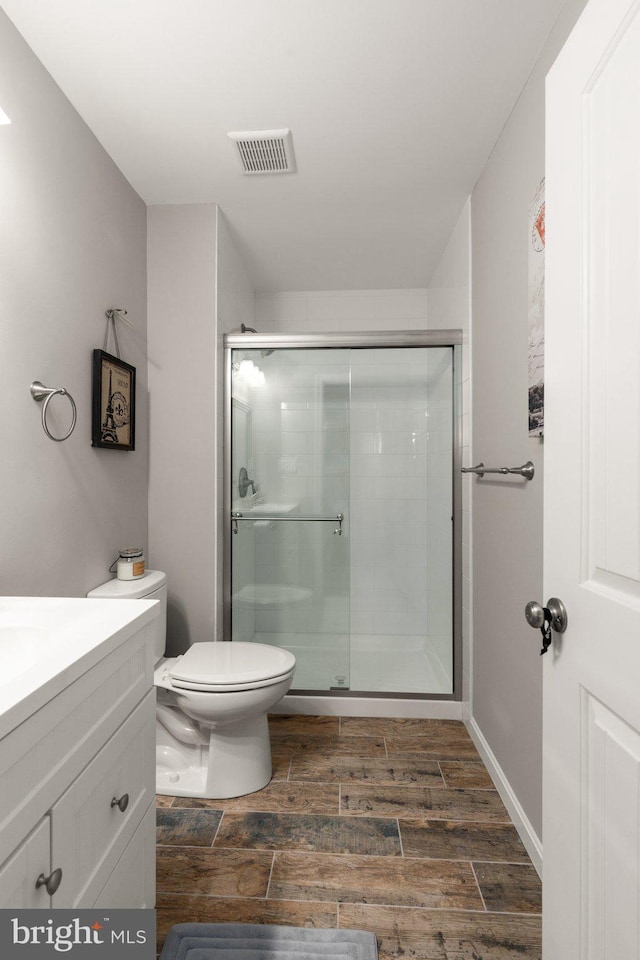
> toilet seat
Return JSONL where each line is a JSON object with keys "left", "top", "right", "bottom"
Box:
{"left": 166, "top": 641, "right": 296, "bottom": 693}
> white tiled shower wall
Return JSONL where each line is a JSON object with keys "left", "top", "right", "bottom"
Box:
{"left": 239, "top": 348, "right": 453, "bottom": 656}
{"left": 249, "top": 350, "right": 350, "bottom": 640}
{"left": 348, "top": 347, "right": 452, "bottom": 680}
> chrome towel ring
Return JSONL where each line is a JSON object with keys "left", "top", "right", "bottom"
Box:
{"left": 30, "top": 381, "right": 77, "bottom": 442}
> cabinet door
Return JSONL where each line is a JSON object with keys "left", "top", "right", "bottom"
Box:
{"left": 93, "top": 804, "right": 156, "bottom": 908}
{"left": 0, "top": 818, "right": 52, "bottom": 908}
{"left": 52, "top": 692, "right": 155, "bottom": 907}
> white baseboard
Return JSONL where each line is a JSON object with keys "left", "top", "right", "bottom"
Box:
{"left": 466, "top": 716, "right": 542, "bottom": 877}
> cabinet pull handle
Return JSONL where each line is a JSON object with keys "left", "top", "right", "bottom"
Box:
{"left": 111, "top": 793, "right": 129, "bottom": 813}
{"left": 36, "top": 868, "right": 63, "bottom": 896}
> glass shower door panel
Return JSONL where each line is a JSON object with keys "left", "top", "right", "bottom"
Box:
{"left": 349, "top": 346, "right": 453, "bottom": 694}
{"left": 230, "top": 348, "right": 350, "bottom": 691}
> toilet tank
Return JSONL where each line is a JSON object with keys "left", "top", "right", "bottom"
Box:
{"left": 87, "top": 570, "right": 167, "bottom": 661}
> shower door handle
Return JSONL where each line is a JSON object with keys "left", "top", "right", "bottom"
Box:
{"left": 231, "top": 512, "right": 344, "bottom": 535}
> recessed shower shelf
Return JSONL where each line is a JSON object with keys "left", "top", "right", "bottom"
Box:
{"left": 242, "top": 501, "right": 299, "bottom": 516}
{"left": 233, "top": 584, "right": 312, "bottom": 609}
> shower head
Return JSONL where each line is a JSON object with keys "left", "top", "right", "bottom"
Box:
{"left": 237, "top": 323, "right": 274, "bottom": 357}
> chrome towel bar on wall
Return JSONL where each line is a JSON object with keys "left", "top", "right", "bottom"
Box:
{"left": 461, "top": 461, "right": 535, "bottom": 480}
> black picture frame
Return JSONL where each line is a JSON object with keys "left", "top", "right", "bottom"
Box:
{"left": 92, "top": 349, "right": 136, "bottom": 451}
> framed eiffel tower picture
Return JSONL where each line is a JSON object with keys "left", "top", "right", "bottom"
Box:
{"left": 91, "top": 349, "right": 136, "bottom": 450}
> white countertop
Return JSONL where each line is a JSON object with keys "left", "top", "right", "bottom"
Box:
{"left": 0, "top": 597, "right": 159, "bottom": 739}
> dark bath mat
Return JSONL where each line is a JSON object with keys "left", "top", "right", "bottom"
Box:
{"left": 159, "top": 923, "right": 378, "bottom": 960}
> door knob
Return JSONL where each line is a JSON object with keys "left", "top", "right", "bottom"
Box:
{"left": 525, "top": 597, "right": 568, "bottom": 654}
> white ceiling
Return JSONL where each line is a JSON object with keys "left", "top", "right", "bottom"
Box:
{"left": 3, "top": 0, "right": 566, "bottom": 292}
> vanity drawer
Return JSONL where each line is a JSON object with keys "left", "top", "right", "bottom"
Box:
{"left": 51, "top": 691, "right": 155, "bottom": 908}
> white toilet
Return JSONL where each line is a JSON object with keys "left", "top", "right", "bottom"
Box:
{"left": 88, "top": 570, "right": 296, "bottom": 799}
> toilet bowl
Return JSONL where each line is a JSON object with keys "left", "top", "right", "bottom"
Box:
{"left": 88, "top": 571, "right": 296, "bottom": 799}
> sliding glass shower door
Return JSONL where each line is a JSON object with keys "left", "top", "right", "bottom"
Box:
{"left": 229, "top": 348, "right": 351, "bottom": 690}
{"left": 226, "top": 335, "right": 458, "bottom": 698}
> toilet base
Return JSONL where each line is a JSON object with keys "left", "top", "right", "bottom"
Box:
{"left": 156, "top": 711, "right": 273, "bottom": 799}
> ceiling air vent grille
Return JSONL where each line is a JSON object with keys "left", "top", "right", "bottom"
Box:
{"left": 228, "top": 128, "right": 296, "bottom": 175}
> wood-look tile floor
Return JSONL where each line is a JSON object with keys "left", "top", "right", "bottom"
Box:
{"left": 156, "top": 716, "right": 542, "bottom": 959}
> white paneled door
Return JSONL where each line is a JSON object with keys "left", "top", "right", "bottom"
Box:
{"left": 544, "top": 0, "right": 640, "bottom": 956}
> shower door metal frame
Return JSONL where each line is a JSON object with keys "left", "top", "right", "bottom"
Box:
{"left": 223, "top": 329, "right": 464, "bottom": 701}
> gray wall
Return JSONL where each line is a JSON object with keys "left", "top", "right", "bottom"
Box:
{"left": 147, "top": 205, "right": 218, "bottom": 654}
{"left": 470, "top": 0, "right": 588, "bottom": 841}
{"left": 215, "top": 211, "right": 256, "bottom": 637}
{"left": 147, "top": 205, "right": 254, "bottom": 653}
{"left": 0, "top": 10, "right": 148, "bottom": 598}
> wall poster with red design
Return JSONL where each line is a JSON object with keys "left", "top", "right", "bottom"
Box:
{"left": 528, "top": 177, "right": 545, "bottom": 437}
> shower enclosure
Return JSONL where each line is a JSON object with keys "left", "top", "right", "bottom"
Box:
{"left": 224, "top": 331, "right": 462, "bottom": 699}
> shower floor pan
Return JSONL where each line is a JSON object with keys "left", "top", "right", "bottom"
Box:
{"left": 252, "top": 632, "right": 451, "bottom": 695}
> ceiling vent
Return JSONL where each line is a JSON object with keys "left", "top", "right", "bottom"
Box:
{"left": 227, "top": 128, "right": 296, "bottom": 175}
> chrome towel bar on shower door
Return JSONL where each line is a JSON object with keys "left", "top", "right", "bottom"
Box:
{"left": 232, "top": 512, "right": 344, "bottom": 535}
{"left": 461, "top": 461, "right": 535, "bottom": 480}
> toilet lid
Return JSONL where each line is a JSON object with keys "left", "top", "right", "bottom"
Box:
{"left": 168, "top": 641, "right": 296, "bottom": 688}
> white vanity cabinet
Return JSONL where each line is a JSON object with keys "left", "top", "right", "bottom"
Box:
{"left": 0, "top": 604, "right": 157, "bottom": 909}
